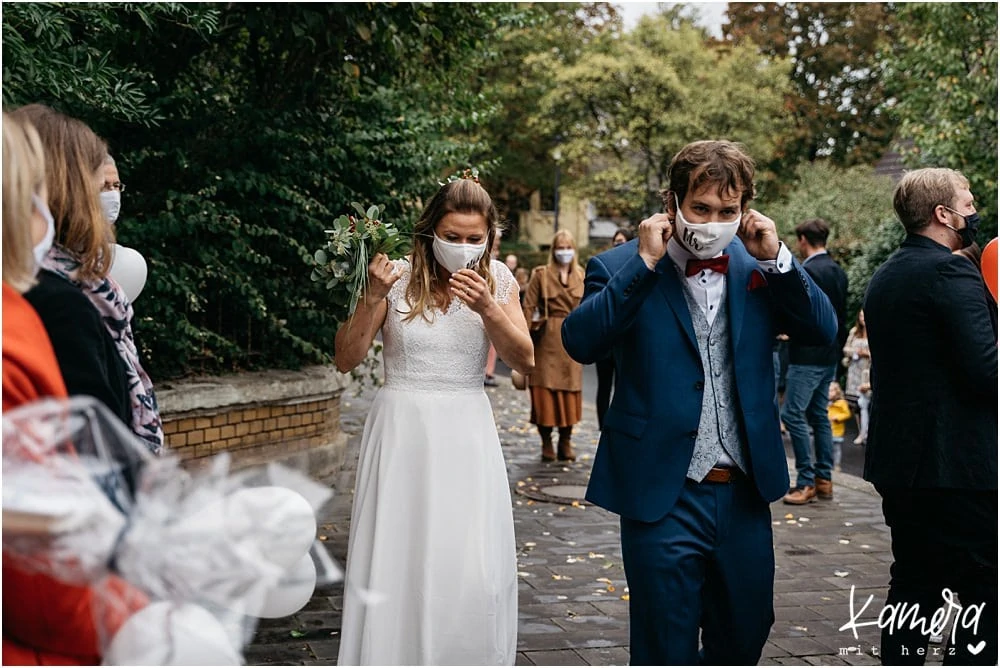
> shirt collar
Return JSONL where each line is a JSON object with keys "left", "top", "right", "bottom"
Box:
{"left": 801, "top": 249, "right": 828, "bottom": 265}
{"left": 666, "top": 237, "right": 727, "bottom": 274}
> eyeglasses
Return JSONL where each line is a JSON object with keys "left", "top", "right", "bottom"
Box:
{"left": 102, "top": 181, "right": 126, "bottom": 192}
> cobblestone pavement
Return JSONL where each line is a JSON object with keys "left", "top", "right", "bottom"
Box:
{"left": 247, "top": 380, "right": 944, "bottom": 666}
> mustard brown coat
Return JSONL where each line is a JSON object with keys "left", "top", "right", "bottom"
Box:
{"left": 523, "top": 264, "right": 583, "bottom": 391}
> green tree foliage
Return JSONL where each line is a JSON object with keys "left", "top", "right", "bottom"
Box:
{"left": 767, "top": 162, "right": 896, "bottom": 254}
{"left": 764, "top": 161, "right": 898, "bottom": 317}
{"left": 722, "top": 3, "right": 899, "bottom": 179}
{"left": 883, "top": 2, "right": 998, "bottom": 239}
{"left": 476, "top": 3, "right": 621, "bottom": 225}
{"left": 2, "top": 4, "right": 220, "bottom": 124}
{"left": 527, "top": 15, "right": 791, "bottom": 220}
{"left": 4, "top": 3, "right": 522, "bottom": 379}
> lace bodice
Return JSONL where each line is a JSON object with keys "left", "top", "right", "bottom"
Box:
{"left": 381, "top": 259, "right": 517, "bottom": 393}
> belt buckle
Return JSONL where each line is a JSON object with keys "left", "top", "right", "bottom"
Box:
{"left": 705, "top": 467, "right": 733, "bottom": 484}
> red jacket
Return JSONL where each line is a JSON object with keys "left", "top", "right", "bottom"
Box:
{"left": 2, "top": 282, "right": 146, "bottom": 665}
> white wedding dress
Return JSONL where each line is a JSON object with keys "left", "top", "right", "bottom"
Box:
{"left": 337, "top": 259, "right": 518, "bottom": 666}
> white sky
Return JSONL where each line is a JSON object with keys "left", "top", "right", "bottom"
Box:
{"left": 616, "top": 1, "right": 729, "bottom": 37}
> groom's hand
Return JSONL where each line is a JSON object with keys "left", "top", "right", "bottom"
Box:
{"left": 637, "top": 213, "right": 673, "bottom": 271}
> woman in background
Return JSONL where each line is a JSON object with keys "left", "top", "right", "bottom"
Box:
{"left": 842, "top": 310, "right": 871, "bottom": 446}
{"left": 11, "top": 104, "right": 163, "bottom": 454}
{"left": 1, "top": 111, "right": 145, "bottom": 667}
{"left": 523, "top": 229, "right": 585, "bottom": 461}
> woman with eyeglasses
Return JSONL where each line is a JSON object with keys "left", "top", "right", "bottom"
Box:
{"left": 11, "top": 104, "right": 163, "bottom": 455}
{"left": 1, "top": 111, "right": 149, "bottom": 667}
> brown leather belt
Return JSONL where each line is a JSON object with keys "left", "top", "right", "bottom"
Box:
{"left": 703, "top": 466, "right": 736, "bottom": 483}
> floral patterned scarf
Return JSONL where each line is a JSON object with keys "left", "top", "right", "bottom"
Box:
{"left": 42, "top": 245, "right": 164, "bottom": 455}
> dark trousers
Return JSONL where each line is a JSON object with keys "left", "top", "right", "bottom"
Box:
{"left": 595, "top": 356, "right": 614, "bottom": 430}
{"left": 620, "top": 476, "right": 775, "bottom": 665}
{"left": 878, "top": 487, "right": 998, "bottom": 665}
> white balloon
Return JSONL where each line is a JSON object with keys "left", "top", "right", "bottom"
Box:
{"left": 109, "top": 244, "right": 148, "bottom": 303}
{"left": 254, "top": 552, "right": 316, "bottom": 619}
{"left": 104, "top": 601, "right": 240, "bottom": 665}
{"left": 225, "top": 486, "right": 316, "bottom": 570}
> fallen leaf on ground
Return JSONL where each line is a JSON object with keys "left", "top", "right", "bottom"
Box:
{"left": 784, "top": 513, "right": 794, "bottom": 519}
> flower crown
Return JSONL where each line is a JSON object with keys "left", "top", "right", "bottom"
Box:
{"left": 439, "top": 167, "right": 481, "bottom": 186}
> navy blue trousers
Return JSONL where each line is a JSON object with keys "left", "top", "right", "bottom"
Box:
{"left": 621, "top": 475, "right": 775, "bottom": 665}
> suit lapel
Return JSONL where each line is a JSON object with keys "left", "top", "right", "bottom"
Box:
{"left": 654, "top": 256, "right": 699, "bottom": 354}
{"left": 726, "top": 243, "right": 750, "bottom": 349}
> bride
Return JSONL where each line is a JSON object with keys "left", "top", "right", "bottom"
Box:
{"left": 333, "top": 176, "right": 534, "bottom": 665}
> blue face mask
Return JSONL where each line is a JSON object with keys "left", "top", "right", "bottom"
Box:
{"left": 942, "top": 206, "right": 981, "bottom": 249}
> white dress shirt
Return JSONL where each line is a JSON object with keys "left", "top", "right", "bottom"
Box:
{"left": 665, "top": 237, "right": 793, "bottom": 470}
{"left": 665, "top": 238, "right": 794, "bottom": 327}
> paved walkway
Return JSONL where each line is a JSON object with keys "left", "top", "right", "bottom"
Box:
{"left": 247, "top": 380, "right": 940, "bottom": 666}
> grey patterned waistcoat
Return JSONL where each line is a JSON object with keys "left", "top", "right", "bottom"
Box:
{"left": 676, "top": 275, "right": 749, "bottom": 480}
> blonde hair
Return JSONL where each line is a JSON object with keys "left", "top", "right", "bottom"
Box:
{"left": 404, "top": 179, "right": 502, "bottom": 322}
{"left": 9, "top": 104, "right": 113, "bottom": 281}
{"left": 547, "top": 229, "right": 584, "bottom": 278}
{"left": 2, "top": 113, "right": 48, "bottom": 293}
{"left": 893, "top": 168, "right": 970, "bottom": 234}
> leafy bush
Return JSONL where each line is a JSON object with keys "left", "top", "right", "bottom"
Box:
{"left": 4, "top": 3, "right": 523, "bottom": 380}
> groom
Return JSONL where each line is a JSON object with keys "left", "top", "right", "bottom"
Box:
{"left": 562, "top": 140, "right": 836, "bottom": 664}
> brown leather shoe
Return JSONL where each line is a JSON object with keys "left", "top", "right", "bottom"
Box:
{"left": 782, "top": 486, "right": 817, "bottom": 505}
{"left": 816, "top": 477, "right": 833, "bottom": 499}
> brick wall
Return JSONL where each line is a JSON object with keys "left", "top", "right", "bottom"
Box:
{"left": 156, "top": 366, "right": 350, "bottom": 479}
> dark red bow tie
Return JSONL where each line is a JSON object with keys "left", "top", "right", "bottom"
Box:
{"left": 685, "top": 254, "right": 730, "bottom": 277}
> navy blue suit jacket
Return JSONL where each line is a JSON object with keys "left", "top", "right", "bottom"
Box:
{"left": 562, "top": 238, "right": 837, "bottom": 523}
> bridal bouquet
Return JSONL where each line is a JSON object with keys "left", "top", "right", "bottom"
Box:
{"left": 310, "top": 202, "right": 409, "bottom": 325}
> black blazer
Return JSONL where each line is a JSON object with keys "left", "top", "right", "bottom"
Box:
{"left": 23, "top": 270, "right": 132, "bottom": 425}
{"left": 862, "top": 234, "right": 998, "bottom": 490}
{"left": 788, "top": 252, "right": 848, "bottom": 367}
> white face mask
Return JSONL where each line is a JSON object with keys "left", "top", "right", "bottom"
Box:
{"left": 101, "top": 190, "right": 121, "bottom": 225}
{"left": 432, "top": 234, "right": 488, "bottom": 274}
{"left": 554, "top": 249, "right": 575, "bottom": 265}
{"left": 671, "top": 194, "right": 742, "bottom": 259}
{"left": 31, "top": 194, "right": 56, "bottom": 270}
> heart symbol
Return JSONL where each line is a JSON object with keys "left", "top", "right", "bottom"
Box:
{"left": 968, "top": 640, "right": 986, "bottom": 656}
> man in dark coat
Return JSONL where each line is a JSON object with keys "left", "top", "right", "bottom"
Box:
{"left": 864, "top": 167, "right": 997, "bottom": 665}
{"left": 781, "top": 218, "right": 849, "bottom": 504}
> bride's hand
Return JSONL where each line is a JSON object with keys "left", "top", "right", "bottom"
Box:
{"left": 362, "top": 253, "right": 401, "bottom": 306}
{"left": 449, "top": 269, "right": 494, "bottom": 314}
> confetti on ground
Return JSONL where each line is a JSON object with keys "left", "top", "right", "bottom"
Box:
{"left": 517, "top": 571, "right": 531, "bottom": 578}
{"left": 542, "top": 532, "right": 551, "bottom": 536}
{"left": 567, "top": 541, "right": 577, "bottom": 546}
{"left": 821, "top": 596, "right": 832, "bottom": 601}
{"left": 588, "top": 552, "right": 605, "bottom": 559}
{"left": 566, "top": 556, "right": 581, "bottom": 564}
{"left": 552, "top": 574, "right": 572, "bottom": 581}
{"left": 786, "top": 520, "right": 797, "bottom": 524}
{"left": 596, "top": 577, "right": 613, "bottom": 585}
{"left": 524, "top": 542, "right": 536, "bottom": 548}
{"left": 860, "top": 544, "right": 870, "bottom": 549}
{"left": 516, "top": 481, "right": 526, "bottom": 488}
{"left": 844, "top": 522, "right": 854, "bottom": 527}
{"left": 839, "top": 539, "right": 850, "bottom": 544}
{"left": 834, "top": 571, "right": 849, "bottom": 577}
{"left": 784, "top": 513, "right": 794, "bottom": 520}
{"left": 621, "top": 593, "right": 630, "bottom": 601}
{"left": 799, "top": 517, "right": 810, "bottom": 522}
{"left": 556, "top": 595, "right": 568, "bottom": 600}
